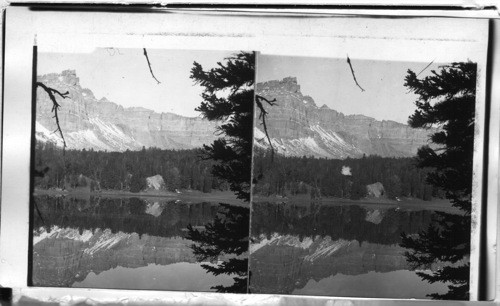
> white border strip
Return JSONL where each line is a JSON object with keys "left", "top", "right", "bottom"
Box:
{"left": 4, "top": 0, "right": 500, "bottom": 7}
{"left": 0, "top": 6, "right": 491, "bottom": 303}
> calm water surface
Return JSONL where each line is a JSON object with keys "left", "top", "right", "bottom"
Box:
{"left": 32, "top": 195, "right": 244, "bottom": 291}
{"left": 249, "top": 201, "right": 452, "bottom": 298}
{"left": 73, "top": 262, "right": 234, "bottom": 291}
{"left": 32, "top": 195, "right": 456, "bottom": 297}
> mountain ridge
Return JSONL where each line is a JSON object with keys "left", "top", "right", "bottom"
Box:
{"left": 36, "top": 70, "right": 219, "bottom": 152}
{"left": 255, "top": 77, "right": 433, "bottom": 159}
{"left": 37, "top": 71, "right": 433, "bottom": 158}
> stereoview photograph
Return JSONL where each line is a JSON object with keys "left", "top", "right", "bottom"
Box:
{"left": 31, "top": 48, "right": 254, "bottom": 292}
{"left": 250, "top": 55, "right": 477, "bottom": 299}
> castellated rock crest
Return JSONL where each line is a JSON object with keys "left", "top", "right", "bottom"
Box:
{"left": 36, "top": 70, "right": 218, "bottom": 151}
{"left": 255, "top": 77, "right": 433, "bottom": 159}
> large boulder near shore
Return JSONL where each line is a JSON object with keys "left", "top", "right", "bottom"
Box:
{"left": 146, "top": 175, "right": 166, "bottom": 190}
{"left": 366, "top": 182, "right": 385, "bottom": 198}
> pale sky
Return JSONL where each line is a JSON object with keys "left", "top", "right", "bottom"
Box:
{"left": 38, "top": 50, "right": 445, "bottom": 124}
{"left": 257, "top": 55, "right": 443, "bottom": 124}
{"left": 38, "top": 48, "right": 240, "bottom": 118}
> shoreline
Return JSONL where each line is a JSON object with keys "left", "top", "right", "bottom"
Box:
{"left": 252, "top": 194, "right": 462, "bottom": 214}
{"left": 33, "top": 189, "right": 246, "bottom": 206}
{"left": 33, "top": 189, "right": 462, "bottom": 213}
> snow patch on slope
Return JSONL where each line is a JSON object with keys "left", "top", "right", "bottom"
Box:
{"left": 253, "top": 125, "right": 363, "bottom": 159}
{"left": 310, "top": 125, "right": 360, "bottom": 154}
{"left": 250, "top": 233, "right": 280, "bottom": 253}
{"left": 253, "top": 127, "right": 267, "bottom": 141}
{"left": 252, "top": 234, "right": 353, "bottom": 262}
{"left": 304, "top": 238, "right": 352, "bottom": 262}
{"left": 33, "top": 226, "right": 93, "bottom": 245}
{"left": 271, "top": 137, "right": 331, "bottom": 158}
{"left": 251, "top": 233, "right": 314, "bottom": 253}
{"left": 84, "top": 229, "right": 131, "bottom": 255}
{"left": 67, "top": 129, "right": 113, "bottom": 151}
{"left": 88, "top": 117, "right": 139, "bottom": 151}
{"left": 36, "top": 116, "right": 140, "bottom": 151}
{"left": 35, "top": 122, "right": 65, "bottom": 147}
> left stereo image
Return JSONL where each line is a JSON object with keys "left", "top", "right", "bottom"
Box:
{"left": 30, "top": 48, "right": 255, "bottom": 293}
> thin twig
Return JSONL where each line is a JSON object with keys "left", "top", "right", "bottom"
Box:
{"left": 416, "top": 59, "right": 435, "bottom": 77}
{"left": 405, "top": 60, "right": 437, "bottom": 94}
{"left": 143, "top": 48, "right": 161, "bottom": 84}
{"left": 36, "top": 82, "right": 69, "bottom": 149}
{"left": 346, "top": 55, "right": 365, "bottom": 92}
{"left": 255, "top": 95, "right": 277, "bottom": 160}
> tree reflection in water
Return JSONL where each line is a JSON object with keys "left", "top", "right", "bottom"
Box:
{"left": 186, "top": 204, "right": 249, "bottom": 293}
{"left": 185, "top": 52, "right": 254, "bottom": 293}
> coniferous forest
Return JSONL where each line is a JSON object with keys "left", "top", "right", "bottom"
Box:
{"left": 253, "top": 149, "right": 442, "bottom": 201}
{"left": 35, "top": 137, "right": 442, "bottom": 202}
{"left": 34, "top": 138, "right": 442, "bottom": 201}
{"left": 33, "top": 141, "right": 226, "bottom": 193}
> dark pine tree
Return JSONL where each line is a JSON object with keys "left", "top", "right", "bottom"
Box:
{"left": 400, "top": 62, "right": 477, "bottom": 300}
{"left": 190, "top": 52, "right": 254, "bottom": 202}
{"left": 129, "top": 172, "right": 146, "bottom": 193}
{"left": 185, "top": 204, "right": 249, "bottom": 293}
{"left": 186, "top": 52, "right": 254, "bottom": 293}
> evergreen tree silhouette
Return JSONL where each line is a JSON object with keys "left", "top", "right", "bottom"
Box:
{"left": 186, "top": 51, "right": 254, "bottom": 293}
{"left": 190, "top": 52, "right": 255, "bottom": 202}
{"left": 400, "top": 62, "right": 476, "bottom": 300}
{"left": 186, "top": 204, "right": 249, "bottom": 293}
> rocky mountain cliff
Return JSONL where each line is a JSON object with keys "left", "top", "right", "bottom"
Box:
{"left": 255, "top": 77, "right": 433, "bottom": 159}
{"left": 36, "top": 70, "right": 218, "bottom": 151}
{"left": 37, "top": 71, "right": 433, "bottom": 157}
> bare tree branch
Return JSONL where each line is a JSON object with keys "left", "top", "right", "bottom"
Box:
{"left": 36, "top": 82, "right": 69, "bottom": 149}
{"left": 255, "top": 95, "right": 277, "bottom": 160}
{"left": 346, "top": 55, "right": 365, "bottom": 92}
{"left": 143, "top": 48, "right": 161, "bottom": 84}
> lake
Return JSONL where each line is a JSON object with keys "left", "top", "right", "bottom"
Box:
{"left": 31, "top": 195, "right": 247, "bottom": 292}
{"left": 249, "top": 201, "right": 452, "bottom": 298}
{"left": 31, "top": 195, "right": 457, "bottom": 297}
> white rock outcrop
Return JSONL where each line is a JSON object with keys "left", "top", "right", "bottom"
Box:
{"left": 146, "top": 175, "right": 165, "bottom": 190}
{"left": 366, "top": 182, "right": 385, "bottom": 198}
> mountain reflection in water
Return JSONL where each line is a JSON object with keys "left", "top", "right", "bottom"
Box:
{"left": 31, "top": 195, "right": 242, "bottom": 291}
{"left": 249, "top": 201, "right": 448, "bottom": 298}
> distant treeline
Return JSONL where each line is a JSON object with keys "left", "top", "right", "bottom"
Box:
{"left": 34, "top": 142, "right": 228, "bottom": 193}
{"left": 253, "top": 150, "right": 443, "bottom": 201}
{"left": 35, "top": 142, "right": 441, "bottom": 200}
